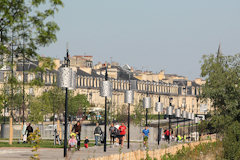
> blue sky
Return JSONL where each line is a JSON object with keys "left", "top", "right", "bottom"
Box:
{"left": 39, "top": 0, "right": 240, "bottom": 80}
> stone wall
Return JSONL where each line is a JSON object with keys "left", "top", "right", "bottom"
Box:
{"left": 88, "top": 140, "right": 216, "bottom": 160}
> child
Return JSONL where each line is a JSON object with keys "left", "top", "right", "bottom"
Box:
{"left": 68, "top": 133, "right": 77, "bottom": 151}
{"left": 84, "top": 136, "right": 89, "bottom": 148}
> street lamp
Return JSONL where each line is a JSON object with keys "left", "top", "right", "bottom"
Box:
{"left": 143, "top": 81, "right": 151, "bottom": 126}
{"left": 100, "top": 67, "right": 112, "bottom": 152}
{"left": 175, "top": 108, "right": 181, "bottom": 141}
{"left": 58, "top": 49, "right": 76, "bottom": 157}
{"left": 194, "top": 116, "right": 199, "bottom": 141}
{"left": 155, "top": 97, "right": 163, "bottom": 146}
{"left": 123, "top": 64, "right": 134, "bottom": 149}
{"left": 187, "top": 112, "right": 192, "bottom": 141}
{"left": 143, "top": 97, "right": 151, "bottom": 126}
{"left": 191, "top": 113, "right": 195, "bottom": 137}
{"left": 167, "top": 100, "right": 173, "bottom": 144}
{"left": 182, "top": 110, "right": 187, "bottom": 140}
{"left": 124, "top": 90, "right": 134, "bottom": 149}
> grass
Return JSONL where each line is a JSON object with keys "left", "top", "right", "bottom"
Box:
{"left": 0, "top": 140, "right": 95, "bottom": 148}
{"left": 161, "top": 141, "right": 223, "bottom": 160}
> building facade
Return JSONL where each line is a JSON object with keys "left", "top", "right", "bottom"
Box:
{"left": 0, "top": 56, "right": 211, "bottom": 118}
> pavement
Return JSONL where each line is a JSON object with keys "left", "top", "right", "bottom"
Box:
{"left": 0, "top": 141, "right": 180, "bottom": 160}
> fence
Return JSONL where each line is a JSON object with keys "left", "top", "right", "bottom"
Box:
{"left": 0, "top": 124, "right": 161, "bottom": 143}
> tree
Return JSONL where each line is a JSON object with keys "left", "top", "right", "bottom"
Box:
{"left": 0, "top": 0, "right": 64, "bottom": 58}
{"left": 28, "top": 97, "right": 45, "bottom": 124}
{"left": 40, "top": 86, "right": 65, "bottom": 117}
{"left": 200, "top": 49, "right": 240, "bottom": 158}
{"left": 68, "top": 94, "right": 90, "bottom": 117}
{"left": 131, "top": 100, "right": 146, "bottom": 125}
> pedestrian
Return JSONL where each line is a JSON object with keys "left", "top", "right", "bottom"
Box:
{"left": 22, "top": 123, "right": 27, "bottom": 143}
{"left": 164, "top": 129, "right": 167, "bottom": 141}
{"left": 68, "top": 133, "right": 77, "bottom": 151}
{"left": 142, "top": 126, "right": 150, "bottom": 149}
{"left": 118, "top": 123, "right": 127, "bottom": 148}
{"left": 72, "top": 120, "right": 81, "bottom": 150}
{"left": 109, "top": 123, "right": 117, "bottom": 145}
{"left": 26, "top": 123, "right": 33, "bottom": 140}
{"left": 94, "top": 123, "right": 102, "bottom": 146}
{"left": 84, "top": 136, "right": 89, "bottom": 148}
{"left": 114, "top": 124, "right": 120, "bottom": 146}
{"left": 164, "top": 129, "right": 170, "bottom": 143}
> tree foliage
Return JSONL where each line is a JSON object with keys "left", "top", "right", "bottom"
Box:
{"left": 27, "top": 86, "right": 91, "bottom": 123}
{"left": 0, "top": 0, "right": 63, "bottom": 122}
{"left": 200, "top": 51, "right": 240, "bottom": 158}
{"left": 68, "top": 93, "right": 90, "bottom": 117}
{"left": 0, "top": 0, "right": 64, "bottom": 58}
{"left": 131, "top": 100, "right": 146, "bottom": 125}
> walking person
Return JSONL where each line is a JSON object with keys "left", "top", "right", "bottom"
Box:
{"left": 142, "top": 126, "right": 150, "bottom": 149}
{"left": 22, "top": 123, "right": 27, "bottom": 143}
{"left": 109, "top": 123, "right": 117, "bottom": 146}
{"left": 118, "top": 123, "right": 127, "bottom": 148}
{"left": 72, "top": 120, "right": 82, "bottom": 150}
{"left": 164, "top": 129, "right": 170, "bottom": 143}
{"left": 94, "top": 123, "right": 102, "bottom": 146}
{"left": 114, "top": 124, "right": 120, "bottom": 146}
{"left": 26, "top": 123, "right": 33, "bottom": 141}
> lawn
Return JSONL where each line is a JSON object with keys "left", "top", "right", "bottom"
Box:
{"left": 0, "top": 140, "right": 95, "bottom": 148}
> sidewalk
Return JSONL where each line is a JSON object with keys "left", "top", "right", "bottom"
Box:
{"left": 0, "top": 141, "right": 179, "bottom": 160}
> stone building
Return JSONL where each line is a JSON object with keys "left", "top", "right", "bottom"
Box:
{"left": 0, "top": 56, "right": 210, "bottom": 119}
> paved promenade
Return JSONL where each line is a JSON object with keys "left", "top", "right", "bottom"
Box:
{"left": 0, "top": 141, "right": 177, "bottom": 160}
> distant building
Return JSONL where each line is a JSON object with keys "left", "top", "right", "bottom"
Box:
{"left": 0, "top": 54, "right": 211, "bottom": 119}
{"left": 69, "top": 55, "right": 93, "bottom": 68}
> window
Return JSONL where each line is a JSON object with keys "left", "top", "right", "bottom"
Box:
{"left": 29, "top": 88, "right": 34, "bottom": 95}
{"left": 24, "top": 73, "right": 28, "bottom": 83}
{"left": 29, "top": 74, "right": 33, "bottom": 81}
{"left": 0, "top": 72, "right": 4, "bottom": 82}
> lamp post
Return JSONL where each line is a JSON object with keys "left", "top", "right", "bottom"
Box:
{"left": 58, "top": 48, "right": 76, "bottom": 157}
{"left": 191, "top": 113, "right": 195, "bottom": 138}
{"left": 182, "top": 86, "right": 187, "bottom": 139}
{"left": 123, "top": 65, "right": 134, "bottom": 149}
{"left": 182, "top": 110, "right": 187, "bottom": 139}
{"left": 167, "top": 98, "right": 173, "bottom": 144}
{"left": 187, "top": 112, "right": 192, "bottom": 141}
{"left": 191, "top": 99, "right": 194, "bottom": 134}
{"left": 64, "top": 50, "right": 70, "bottom": 157}
{"left": 124, "top": 89, "right": 133, "bottom": 149}
{"left": 22, "top": 37, "right": 25, "bottom": 126}
{"left": 124, "top": 89, "right": 133, "bottom": 148}
{"left": 155, "top": 97, "right": 163, "bottom": 146}
{"left": 194, "top": 117, "right": 199, "bottom": 141}
{"left": 143, "top": 97, "right": 151, "bottom": 126}
{"left": 175, "top": 108, "right": 181, "bottom": 141}
{"left": 100, "top": 67, "right": 112, "bottom": 152}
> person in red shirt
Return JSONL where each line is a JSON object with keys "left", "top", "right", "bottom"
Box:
{"left": 118, "top": 123, "right": 127, "bottom": 148}
{"left": 164, "top": 129, "right": 170, "bottom": 143}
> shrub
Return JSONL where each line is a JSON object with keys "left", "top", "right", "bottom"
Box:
{"left": 223, "top": 121, "right": 240, "bottom": 160}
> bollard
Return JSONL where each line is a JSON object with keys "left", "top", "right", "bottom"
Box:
{"left": 57, "top": 120, "right": 62, "bottom": 140}
{"left": 9, "top": 117, "right": 13, "bottom": 145}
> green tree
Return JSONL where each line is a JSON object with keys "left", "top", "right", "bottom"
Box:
{"left": 200, "top": 50, "right": 240, "bottom": 159}
{"left": 68, "top": 94, "right": 90, "bottom": 117}
{"left": 40, "top": 86, "right": 65, "bottom": 116}
{"left": 28, "top": 97, "right": 45, "bottom": 124}
{"left": 131, "top": 100, "right": 146, "bottom": 125}
{"left": 0, "top": 0, "right": 64, "bottom": 58}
